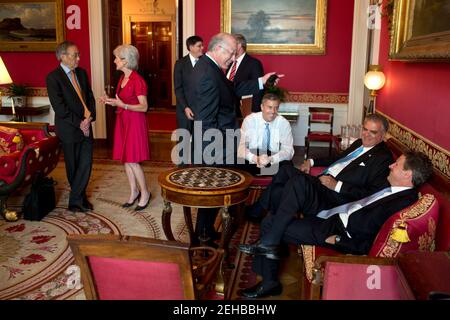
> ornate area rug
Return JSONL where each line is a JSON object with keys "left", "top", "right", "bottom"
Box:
{"left": 0, "top": 160, "right": 194, "bottom": 300}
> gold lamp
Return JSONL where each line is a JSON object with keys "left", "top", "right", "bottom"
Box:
{"left": 364, "top": 64, "right": 386, "bottom": 114}
{"left": 0, "top": 56, "right": 13, "bottom": 109}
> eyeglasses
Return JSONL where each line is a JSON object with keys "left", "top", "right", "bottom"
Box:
{"left": 219, "top": 45, "right": 236, "bottom": 57}
{"left": 65, "top": 52, "right": 80, "bottom": 58}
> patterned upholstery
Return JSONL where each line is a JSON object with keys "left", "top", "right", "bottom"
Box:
{"left": 0, "top": 123, "right": 60, "bottom": 219}
{"left": 0, "top": 126, "right": 24, "bottom": 154}
{"left": 369, "top": 194, "right": 439, "bottom": 257}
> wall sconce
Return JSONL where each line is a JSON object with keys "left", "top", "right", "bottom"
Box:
{"left": 0, "top": 56, "right": 13, "bottom": 109}
{"left": 364, "top": 64, "right": 386, "bottom": 114}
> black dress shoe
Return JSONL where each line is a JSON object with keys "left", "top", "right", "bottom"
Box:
{"left": 135, "top": 193, "right": 151, "bottom": 211}
{"left": 83, "top": 199, "right": 94, "bottom": 210}
{"left": 238, "top": 243, "right": 280, "bottom": 260}
{"left": 122, "top": 192, "right": 141, "bottom": 208}
{"left": 240, "top": 282, "right": 282, "bottom": 298}
{"left": 68, "top": 205, "right": 89, "bottom": 213}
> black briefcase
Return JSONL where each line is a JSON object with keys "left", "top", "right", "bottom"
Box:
{"left": 23, "top": 175, "right": 56, "bottom": 221}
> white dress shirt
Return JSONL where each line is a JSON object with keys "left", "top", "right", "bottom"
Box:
{"left": 238, "top": 112, "right": 294, "bottom": 164}
{"left": 189, "top": 53, "right": 198, "bottom": 67}
{"left": 338, "top": 186, "right": 412, "bottom": 235}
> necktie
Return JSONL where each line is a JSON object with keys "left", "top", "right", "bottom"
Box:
{"left": 193, "top": 58, "right": 198, "bottom": 67}
{"left": 317, "top": 187, "right": 392, "bottom": 219}
{"left": 70, "top": 70, "right": 91, "bottom": 119}
{"left": 228, "top": 61, "right": 237, "bottom": 81}
{"left": 323, "top": 145, "right": 364, "bottom": 175}
{"left": 261, "top": 123, "right": 270, "bottom": 152}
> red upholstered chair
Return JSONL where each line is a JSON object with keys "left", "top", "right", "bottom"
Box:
{"left": 310, "top": 255, "right": 415, "bottom": 300}
{"left": 67, "top": 234, "right": 223, "bottom": 300}
{"left": 305, "top": 107, "right": 334, "bottom": 158}
{"left": 300, "top": 193, "right": 440, "bottom": 299}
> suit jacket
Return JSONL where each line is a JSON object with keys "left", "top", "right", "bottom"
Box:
{"left": 315, "top": 139, "right": 394, "bottom": 201}
{"left": 232, "top": 54, "right": 264, "bottom": 113}
{"left": 190, "top": 55, "right": 260, "bottom": 164}
{"left": 174, "top": 54, "right": 195, "bottom": 131}
{"left": 46, "top": 66, "right": 96, "bottom": 143}
{"left": 320, "top": 188, "right": 419, "bottom": 255}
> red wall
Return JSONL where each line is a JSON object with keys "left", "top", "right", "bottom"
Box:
{"left": 0, "top": 0, "right": 91, "bottom": 87}
{"left": 377, "top": 16, "right": 450, "bottom": 151}
{"left": 195, "top": 0, "right": 354, "bottom": 93}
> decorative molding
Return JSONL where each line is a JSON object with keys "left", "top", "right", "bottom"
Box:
{"left": 286, "top": 92, "right": 349, "bottom": 104}
{"left": 379, "top": 111, "right": 450, "bottom": 179}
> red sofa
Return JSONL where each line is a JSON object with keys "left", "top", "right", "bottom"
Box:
{"left": 0, "top": 122, "right": 60, "bottom": 221}
{"left": 299, "top": 137, "right": 450, "bottom": 299}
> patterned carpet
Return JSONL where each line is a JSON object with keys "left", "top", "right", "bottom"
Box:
{"left": 0, "top": 160, "right": 193, "bottom": 300}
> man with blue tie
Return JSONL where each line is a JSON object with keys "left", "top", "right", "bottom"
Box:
{"left": 248, "top": 114, "right": 394, "bottom": 219}
{"left": 237, "top": 93, "right": 294, "bottom": 175}
{"left": 238, "top": 151, "right": 433, "bottom": 298}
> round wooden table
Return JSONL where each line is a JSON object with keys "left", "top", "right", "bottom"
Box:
{"left": 158, "top": 166, "right": 253, "bottom": 249}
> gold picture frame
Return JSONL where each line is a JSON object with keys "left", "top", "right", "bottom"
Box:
{"left": 221, "top": 0, "right": 327, "bottom": 55}
{"left": 0, "top": 0, "right": 65, "bottom": 52}
{"left": 389, "top": 0, "right": 450, "bottom": 61}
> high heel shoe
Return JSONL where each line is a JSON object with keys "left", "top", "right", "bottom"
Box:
{"left": 135, "top": 193, "right": 151, "bottom": 211}
{"left": 122, "top": 192, "right": 141, "bottom": 208}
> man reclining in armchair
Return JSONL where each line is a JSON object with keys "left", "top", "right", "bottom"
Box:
{"left": 238, "top": 151, "right": 433, "bottom": 298}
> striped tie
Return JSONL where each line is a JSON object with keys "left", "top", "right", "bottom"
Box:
{"left": 70, "top": 70, "right": 91, "bottom": 119}
{"left": 228, "top": 61, "right": 237, "bottom": 81}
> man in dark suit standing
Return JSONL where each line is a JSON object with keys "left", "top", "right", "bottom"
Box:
{"left": 46, "top": 41, "right": 96, "bottom": 213}
{"left": 239, "top": 151, "right": 433, "bottom": 298}
{"left": 248, "top": 114, "right": 394, "bottom": 220}
{"left": 174, "top": 35, "right": 203, "bottom": 133}
{"left": 189, "top": 32, "right": 280, "bottom": 242}
{"left": 228, "top": 34, "right": 264, "bottom": 115}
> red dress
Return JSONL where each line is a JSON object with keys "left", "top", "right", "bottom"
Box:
{"left": 112, "top": 71, "right": 150, "bottom": 163}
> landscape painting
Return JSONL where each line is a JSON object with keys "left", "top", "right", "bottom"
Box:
{"left": 221, "top": 0, "right": 327, "bottom": 54}
{"left": 0, "top": 0, "right": 64, "bottom": 52}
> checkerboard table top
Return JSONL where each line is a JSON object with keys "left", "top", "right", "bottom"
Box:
{"left": 167, "top": 167, "right": 245, "bottom": 189}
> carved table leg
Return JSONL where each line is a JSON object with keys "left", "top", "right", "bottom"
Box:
{"left": 183, "top": 206, "right": 196, "bottom": 244}
{"left": 161, "top": 200, "right": 175, "bottom": 241}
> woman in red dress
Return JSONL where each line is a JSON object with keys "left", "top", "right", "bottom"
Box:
{"left": 101, "top": 44, "right": 151, "bottom": 211}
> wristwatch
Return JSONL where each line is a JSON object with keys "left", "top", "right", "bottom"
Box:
{"left": 335, "top": 235, "right": 341, "bottom": 243}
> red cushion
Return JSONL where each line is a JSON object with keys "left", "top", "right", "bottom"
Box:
{"left": 0, "top": 152, "right": 18, "bottom": 176}
{"left": 419, "top": 184, "right": 450, "bottom": 251}
{"left": 88, "top": 256, "right": 186, "bottom": 300}
{"left": 322, "top": 262, "right": 414, "bottom": 300}
{"left": 369, "top": 194, "right": 439, "bottom": 258}
{"left": 310, "top": 112, "right": 332, "bottom": 122}
{"left": 0, "top": 126, "right": 24, "bottom": 153}
{"left": 250, "top": 175, "right": 273, "bottom": 187}
{"left": 307, "top": 132, "right": 333, "bottom": 141}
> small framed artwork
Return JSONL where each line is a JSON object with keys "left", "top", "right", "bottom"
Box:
{"left": 0, "top": 0, "right": 65, "bottom": 52}
{"left": 221, "top": 0, "right": 327, "bottom": 55}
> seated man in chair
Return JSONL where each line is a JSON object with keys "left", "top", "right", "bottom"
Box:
{"left": 237, "top": 93, "right": 294, "bottom": 176}
{"left": 238, "top": 151, "right": 433, "bottom": 298}
{"left": 248, "top": 114, "right": 393, "bottom": 220}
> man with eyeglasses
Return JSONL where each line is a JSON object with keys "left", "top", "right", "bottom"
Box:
{"left": 188, "top": 32, "right": 281, "bottom": 244}
{"left": 46, "top": 41, "right": 96, "bottom": 213}
{"left": 247, "top": 114, "right": 394, "bottom": 222}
